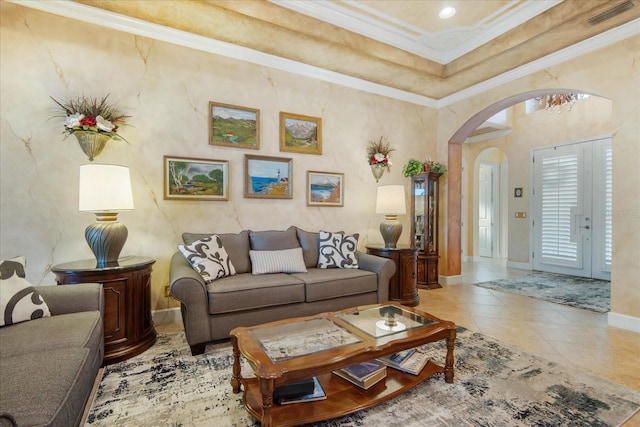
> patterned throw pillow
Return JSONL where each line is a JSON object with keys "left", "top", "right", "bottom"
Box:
{"left": 178, "top": 235, "right": 236, "bottom": 283}
{"left": 317, "top": 231, "right": 359, "bottom": 269}
{"left": 249, "top": 248, "right": 308, "bottom": 275}
{"left": 0, "top": 256, "right": 26, "bottom": 279}
{"left": 0, "top": 270, "right": 51, "bottom": 327}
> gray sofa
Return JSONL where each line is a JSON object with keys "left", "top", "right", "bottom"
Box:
{"left": 0, "top": 283, "right": 104, "bottom": 427}
{"left": 170, "top": 226, "right": 395, "bottom": 355}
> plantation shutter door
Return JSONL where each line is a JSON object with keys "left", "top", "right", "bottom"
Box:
{"left": 591, "top": 137, "right": 613, "bottom": 279}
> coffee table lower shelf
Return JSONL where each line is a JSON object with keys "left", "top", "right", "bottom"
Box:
{"left": 242, "top": 360, "right": 445, "bottom": 426}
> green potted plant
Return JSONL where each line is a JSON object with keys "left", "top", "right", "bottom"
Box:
{"left": 402, "top": 159, "right": 424, "bottom": 177}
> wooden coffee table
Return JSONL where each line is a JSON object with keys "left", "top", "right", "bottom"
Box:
{"left": 230, "top": 302, "right": 456, "bottom": 427}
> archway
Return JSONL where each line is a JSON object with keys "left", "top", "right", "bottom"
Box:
{"left": 445, "top": 89, "right": 599, "bottom": 279}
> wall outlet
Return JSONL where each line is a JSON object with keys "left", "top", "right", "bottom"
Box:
{"left": 164, "top": 285, "right": 171, "bottom": 298}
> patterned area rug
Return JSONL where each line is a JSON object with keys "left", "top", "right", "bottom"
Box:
{"left": 85, "top": 328, "right": 639, "bottom": 427}
{"left": 474, "top": 272, "right": 610, "bottom": 313}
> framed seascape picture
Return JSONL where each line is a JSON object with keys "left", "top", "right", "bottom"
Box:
{"left": 244, "top": 154, "right": 293, "bottom": 199}
{"left": 209, "top": 102, "right": 260, "bottom": 149}
{"left": 279, "top": 112, "right": 322, "bottom": 155}
{"left": 307, "top": 171, "right": 344, "bottom": 207}
{"left": 164, "top": 156, "right": 229, "bottom": 201}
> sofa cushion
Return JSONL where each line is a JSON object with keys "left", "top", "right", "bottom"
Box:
{"left": 207, "top": 273, "right": 305, "bottom": 314}
{"left": 0, "top": 310, "right": 102, "bottom": 358}
{"left": 295, "top": 227, "right": 320, "bottom": 268}
{"left": 249, "top": 226, "right": 300, "bottom": 251}
{"left": 249, "top": 248, "right": 307, "bottom": 275}
{"left": 0, "top": 347, "right": 93, "bottom": 427}
{"left": 0, "top": 256, "right": 26, "bottom": 279}
{"left": 183, "top": 230, "right": 251, "bottom": 274}
{"left": 290, "top": 268, "right": 377, "bottom": 302}
{"left": 317, "top": 231, "right": 359, "bottom": 269}
{"left": 179, "top": 235, "right": 236, "bottom": 283}
{"left": 0, "top": 275, "right": 51, "bottom": 327}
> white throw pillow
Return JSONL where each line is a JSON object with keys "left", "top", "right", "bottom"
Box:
{"left": 317, "top": 231, "right": 359, "bottom": 269}
{"left": 179, "top": 235, "right": 236, "bottom": 283}
{"left": 0, "top": 274, "right": 51, "bottom": 327}
{"left": 249, "top": 248, "right": 308, "bottom": 275}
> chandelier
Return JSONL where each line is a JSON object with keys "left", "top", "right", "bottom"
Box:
{"left": 534, "top": 93, "right": 581, "bottom": 113}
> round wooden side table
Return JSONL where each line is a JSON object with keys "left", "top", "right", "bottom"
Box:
{"left": 52, "top": 255, "right": 156, "bottom": 365}
{"left": 366, "top": 245, "right": 419, "bottom": 306}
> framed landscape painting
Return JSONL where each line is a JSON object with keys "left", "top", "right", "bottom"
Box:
{"left": 244, "top": 154, "right": 293, "bottom": 199}
{"left": 279, "top": 112, "right": 322, "bottom": 155}
{"left": 307, "top": 171, "right": 344, "bottom": 207}
{"left": 164, "top": 156, "right": 229, "bottom": 201}
{"left": 209, "top": 102, "right": 260, "bottom": 149}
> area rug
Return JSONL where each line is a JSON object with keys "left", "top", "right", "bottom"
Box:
{"left": 473, "top": 272, "right": 610, "bottom": 313}
{"left": 85, "top": 328, "right": 639, "bottom": 427}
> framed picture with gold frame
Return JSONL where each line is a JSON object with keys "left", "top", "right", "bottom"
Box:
{"left": 244, "top": 154, "right": 293, "bottom": 199}
{"left": 164, "top": 155, "right": 229, "bottom": 201}
{"left": 279, "top": 112, "right": 322, "bottom": 155}
{"left": 307, "top": 171, "right": 344, "bottom": 207}
{"left": 209, "top": 102, "right": 260, "bottom": 149}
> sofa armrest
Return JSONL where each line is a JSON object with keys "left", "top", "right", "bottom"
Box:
{"left": 170, "top": 252, "right": 211, "bottom": 349}
{"left": 37, "top": 282, "right": 104, "bottom": 317}
{"left": 357, "top": 251, "right": 395, "bottom": 303}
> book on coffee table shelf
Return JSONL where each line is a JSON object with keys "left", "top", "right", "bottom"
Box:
{"left": 378, "top": 348, "right": 429, "bottom": 375}
{"left": 273, "top": 377, "right": 315, "bottom": 401}
{"left": 277, "top": 376, "right": 326, "bottom": 405}
{"left": 333, "top": 359, "right": 387, "bottom": 389}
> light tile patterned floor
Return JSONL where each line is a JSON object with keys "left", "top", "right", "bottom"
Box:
{"left": 158, "top": 259, "right": 640, "bottom": 425}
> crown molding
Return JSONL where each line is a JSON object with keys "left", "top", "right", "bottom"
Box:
{"left": 272, "top": 0, "right": 560, "bottom": 64}
{"left": 8, "top": 1, "right": 640, "bottom": 110}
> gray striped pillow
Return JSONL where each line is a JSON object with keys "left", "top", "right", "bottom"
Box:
{"left": 249, "top": 248, "right": 307, "bottom": 275}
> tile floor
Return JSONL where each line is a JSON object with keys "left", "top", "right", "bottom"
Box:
{"left": 157, "top": 259, "right": 640, "bottom": 425}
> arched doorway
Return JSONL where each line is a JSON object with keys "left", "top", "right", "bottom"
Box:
{"left": 445, "top": 89, "right": 602, "bottom": 279}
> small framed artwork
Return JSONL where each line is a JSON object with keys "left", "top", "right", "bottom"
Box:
{"left": 514, "top": 187, "right": 523, "bottom": 198}
{"left": 244, "top": 154, "right": 293, "bottom": 199}
{"left": 307, "top": 171, "right": 344, "bottom": 207}
{"left": 279, "top": 112, "right": 322, "bottom": 155}
{"left": 164, "top": 156, "right": 229, "bottom": 201}
{"left": 209, "top": 102, "right": 260, "bottom": 149}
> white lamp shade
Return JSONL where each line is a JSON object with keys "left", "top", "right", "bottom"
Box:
{"left": 375, "top": 185, "right": 406, "bottom": 215}
{"left": 79, "top": 164, "right": 134, "bottom": 212}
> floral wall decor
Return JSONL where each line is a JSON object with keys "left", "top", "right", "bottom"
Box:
{"left": 51, "top": 94, "right": 130, "bottom": 161}
{"left": 366, "top": 137, "right": 394, "bottom": 182}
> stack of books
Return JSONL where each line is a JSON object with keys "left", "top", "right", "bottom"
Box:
{"left": 378, "top": 348, "right": 429, "bottom": 375}
{"left": 276, "top": 376, "right": 326, "bottom": 404}
{"left": 333, "top": 359, "right": 387, "bottom": 389}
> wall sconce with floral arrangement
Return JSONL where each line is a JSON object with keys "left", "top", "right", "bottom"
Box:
{"left": 402, "top": 157, "right": 448, "bottom": 177}
{"left": 366, "top": 137, "right": 394, "bottom": 182}
{"left": 51, "top": 94, "right": 129, "bottom": 161}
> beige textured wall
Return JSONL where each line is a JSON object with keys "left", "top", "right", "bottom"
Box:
{"left": 439, "top": 35, "right": 640, "bottom": 320}
{"left": 0, "top": 3, "right": 437, "bottom": 311}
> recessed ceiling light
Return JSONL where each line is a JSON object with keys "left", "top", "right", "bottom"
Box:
{"left": 439, "top": 7, "right": 456, "bottom": 19}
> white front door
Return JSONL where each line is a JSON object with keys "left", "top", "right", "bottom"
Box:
{"left": 532, "top": 137, "right": 611, "bottom": 279}
{"left": 478, "top": 162, "right": 496, "bottom": 258}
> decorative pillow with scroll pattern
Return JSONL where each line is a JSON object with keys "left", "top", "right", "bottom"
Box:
{"left": 178, "top": 235, "right": 236, "bottom": 283}
{"left": 0, "top": 257, "right": 51, "bottom": 327}
{"left": 317, "top": 231, "right": 359, "bottom": 269}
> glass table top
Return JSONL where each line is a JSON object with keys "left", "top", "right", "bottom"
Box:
{"left": 336, "top": 304, "right": 437, "bottom": 338}
{"left": 248, "top": 305, "right": 438, "bottom": 363}
{"left": 250, "top": 318, "right": 362, "bottom": 362}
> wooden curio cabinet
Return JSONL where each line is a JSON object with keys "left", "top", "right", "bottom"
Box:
{"left": 410, "top": 172, "right": 442, "bottom": 289}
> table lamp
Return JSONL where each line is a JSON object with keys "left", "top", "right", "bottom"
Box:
{"left": 79, "top": 164, "right": 134, "bottom": 267}
{"left": 375, "top": 185, "right": 406, "bottom": 249}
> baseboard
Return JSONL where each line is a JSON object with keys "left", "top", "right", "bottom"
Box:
{"left": 607, "top": 312, "right": 640, "bottom": 333}
{"left": 439, "top": 275, "right": 463, "bottom": 286}
{"left": 506, "top": 260, "right": 532, "bottom": 271}
{"left": 152, "top": 307, "right": 182, "bottom": 325}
